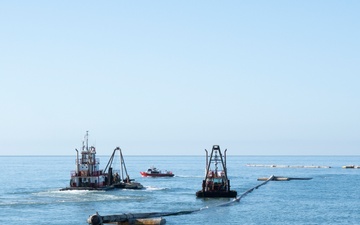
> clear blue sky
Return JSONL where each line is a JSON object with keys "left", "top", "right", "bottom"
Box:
{"left": 0, "top": 1, "right": 359, "bottom": 155}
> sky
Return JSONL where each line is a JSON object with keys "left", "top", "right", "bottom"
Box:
{"left": 0, "top": 1, "right": 359, "bottom": 156}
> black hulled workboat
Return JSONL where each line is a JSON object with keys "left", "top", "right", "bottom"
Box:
{"left": 196, "top": 145, "right": 237, "bottom": 198}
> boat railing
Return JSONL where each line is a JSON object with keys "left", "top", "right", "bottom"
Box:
{"left": 75, "top": 158, "right": 100, "bottom": 165}
{"left": 207, "top": 170, "right": 225, "bottom": 177}
{"left": 71, "top": 170, "right": 104, "bottom": 177}
{"left": 91, "top": 170, "right": 103, "bottom": 176}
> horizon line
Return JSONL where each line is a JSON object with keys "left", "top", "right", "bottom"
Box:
{"left": 1, "top": 154, "right": 360, "bottom": 157}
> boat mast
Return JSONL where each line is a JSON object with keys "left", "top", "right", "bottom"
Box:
{"left": 75, "top": 149, "right": 79, "bottom": 174}
{"left": 85, "top": 130, "right": 89, "bottom": 151}
{"left": 204, "top": 149, "right": 208, "bottom": 176}
{"left": 214, "top": 150, "right": 219, "bottom": 174}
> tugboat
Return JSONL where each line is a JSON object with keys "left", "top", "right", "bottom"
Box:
{"left": 60, "top": 131, "right": 143, "bottom": 191}
{"left": 196, "top": 145, "right": 237, "bottom": 198}
{"left": 140, "top": 166, "right": 175, "bottom": 177}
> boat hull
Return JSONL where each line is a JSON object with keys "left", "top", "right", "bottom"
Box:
{"left": 60, "top": 182, "right": 143, "bottom": 191}
{"left": 59, "top": 186, "right": 114, "bottom": 191}
{"left": 196, "top": 190, "right": 237, "bottom": 198}
{"left": 140, "top": 172, "right": 174, "bottom": 177}
{"left": 114, "top": 182, "right": 144, "bottom": 189}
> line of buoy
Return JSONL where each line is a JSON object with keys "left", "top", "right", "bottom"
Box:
{"left": 246, "top": 164, "right": 331, "bottom": 168}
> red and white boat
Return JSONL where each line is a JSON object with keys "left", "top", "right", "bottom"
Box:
{"left": 140, "top": 167, "right": 174, "bottom": 177}
{"left": 60, "top": 131, "right": 143, "bottom": 191}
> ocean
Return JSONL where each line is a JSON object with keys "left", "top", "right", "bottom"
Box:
{"left": 1, "top": 155, "right": 360, "bottom": 224}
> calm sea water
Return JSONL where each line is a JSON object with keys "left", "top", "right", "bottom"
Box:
{"left": 1, "top": 155, "right": 360, "bottom": 224}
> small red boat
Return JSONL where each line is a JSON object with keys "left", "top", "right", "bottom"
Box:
{"left": 140, "top": 166, "right": 174, "bottom": 177}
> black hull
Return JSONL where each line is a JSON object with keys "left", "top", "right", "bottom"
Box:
{"left": 114, "top": 182, "right": 143, "bottom": 189}
{"left": 196, "top": 190, "right": 237, "bottom": 198}
{"left": 60, "top": 182, "right": 143, "bottom": 191}
{"left": 59, "top": 186, "right": 114, "bottom": 191}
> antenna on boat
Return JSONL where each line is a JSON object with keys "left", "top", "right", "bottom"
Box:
{"left": 85, "top": 131, "right": 89, "bottom": 151}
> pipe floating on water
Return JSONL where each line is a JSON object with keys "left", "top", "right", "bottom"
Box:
{"left": 87, "top": 175, "right": 276, "bottom": 224}
{"left": 87, "top": 210, "right": 197, "bottom": 225}
{"left": 257, "top": 176, "right": 312, "bottom": 181}
{"left": 119, "top": 218, "right": 165, "bottom": 225}
{"left": 247, "top": 164, "right": 331, "bottom": 168}
{"left": 342, "top": 165, "right": 360, "bottom": 169}
{"left": 87, "top": 212, "right": 168, "bottom": 225}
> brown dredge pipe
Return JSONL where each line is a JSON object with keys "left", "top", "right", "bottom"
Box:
{"left": 87, "top": 210, "right": 195, "bottom": 225}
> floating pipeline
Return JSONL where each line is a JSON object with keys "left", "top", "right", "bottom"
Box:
{"left": 88, "top": 175, "right": 274, "bottom": 225}
{"left": 257, "top": 176, "right": 312, "bottom": 181}
{"left": 87, "top": 175, "right": 313, "bottom": 224}
{"left": 342, "top": 165, "right": 360, "bottom": 169}
{"left": 87, "top": 211, "right": 194, "bottom": 225}
{"left": 246, "top": 164, "right": 331, "bottom": 168}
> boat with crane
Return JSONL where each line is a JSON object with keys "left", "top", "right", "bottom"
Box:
{"left": 196, "top": 145, "right": 237, "bottom": 198}
{"left": 60, "top": 131, "right": 143, "bottom": 191}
